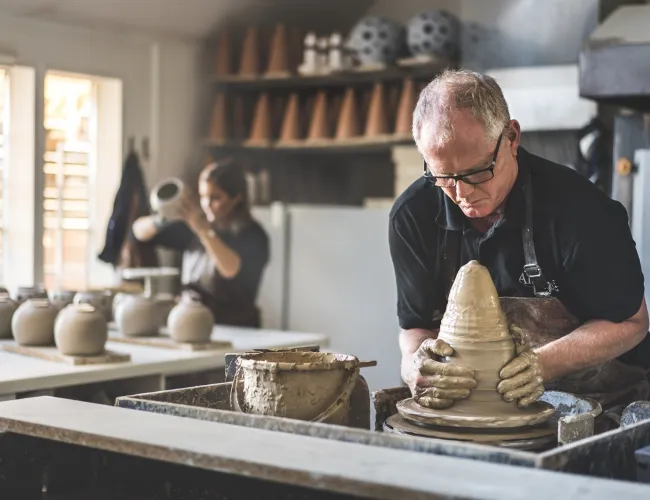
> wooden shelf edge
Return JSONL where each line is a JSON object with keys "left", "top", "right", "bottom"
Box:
{"left": 202, "top": 135, "right": 414, "bottom": 152}
{"left": 210, "top": 58, "right": 456, "bottom": 89}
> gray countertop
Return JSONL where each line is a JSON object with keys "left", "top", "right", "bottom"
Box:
{"left": 0, "top": 396, "right": 648, "bottom": 500}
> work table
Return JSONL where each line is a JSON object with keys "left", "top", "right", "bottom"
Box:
{"left": 0, "top": 326, "right": 328, "bottom": 398}
{"left": 0, "top": 396, "right": 648, "bottom": 499}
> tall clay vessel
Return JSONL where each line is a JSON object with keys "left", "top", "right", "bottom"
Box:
{"left": 266, "top": 24, "right": 289, "bottom": 76}
{"left": 437, "top": 260, "right": 517, "bottom": 413}
{"left": 395, "top": 79, "right": 417, "bottom": 136}
{"left": 248, "top": 93, "right": 272, "bottom": 144}
{"left": 364, "top": 82, "right": 389, "bottom": 137}
{"left": 279, "top": 93, "right": 301, "bottom": 142}
{"left": 335, "top": 87, "right": 360, "bottom": 139}
{"left": 307, "top": 91, "right": 330, "bottom": 141}
{"left": 238, "top": 27, "right": 260, "bottom": 76}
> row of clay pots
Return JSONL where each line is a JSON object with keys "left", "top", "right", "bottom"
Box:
{"left": 209, "top": 79, "right": 419, "bottom": 144}
{"left": 113, "top": 293, "right": 214, "bottom": 343}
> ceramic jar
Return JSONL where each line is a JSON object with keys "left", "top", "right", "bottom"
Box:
{"left": 0, "top": 293, "right": 17, "bottom": 338}
{"left": 49, "top": 290, "right": 77, "bottom": 310}
{"left": 54, "top": 304, "right": 108, "bottom": 356}
{"left": 114, "top": 295, "right": 160, "bottom": 337}
{"left": 74, "top": 290, "right": 114, "bottom": 321}
{"left": 11, "top": 299, "right": 59, "bottom": 346}
{"left": 14, "top": 285, "right": 48, "bottom": 305}
{"left": 149, "top": 177, "right": 188, "bottom": 221}
{"left": 167, "top": 295, "right": 214, "bottom": 343}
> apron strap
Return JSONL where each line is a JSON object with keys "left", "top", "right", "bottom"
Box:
{"left": 522, "top": 175, "right": 559, "bottom": 298}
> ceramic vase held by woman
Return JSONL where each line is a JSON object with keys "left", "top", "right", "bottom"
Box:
{"left": 132, "top": 158, "right": 270, "bottom": 328}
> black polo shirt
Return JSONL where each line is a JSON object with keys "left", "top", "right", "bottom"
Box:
{"left": 389, "top": 147, "right": 650, "bottom": 367}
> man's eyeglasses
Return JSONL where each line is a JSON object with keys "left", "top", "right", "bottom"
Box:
{"left": 424, "top": 133, "right": 504, "bottom": 188}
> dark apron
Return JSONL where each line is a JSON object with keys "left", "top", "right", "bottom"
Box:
{"left": 441, "top": 175, "right": 650, "bottom": 411}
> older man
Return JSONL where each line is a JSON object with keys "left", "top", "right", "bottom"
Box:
{"left": 389, "top": 69, "right": 650, "bottom": 412}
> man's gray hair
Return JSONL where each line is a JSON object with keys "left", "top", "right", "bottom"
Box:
{"left": 412, "top": 69, "right": 510, "bottom": 150}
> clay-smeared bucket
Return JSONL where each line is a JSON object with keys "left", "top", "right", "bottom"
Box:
{"left": 231, "top": 352, "right": 360, "bottom": 425}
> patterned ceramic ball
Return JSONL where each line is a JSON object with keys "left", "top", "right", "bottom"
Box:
{"left": 407, "top": 10, "right": 460, "bottom": 60}
{"left": 347, "top": 16, "right": 404, "bottom": 66}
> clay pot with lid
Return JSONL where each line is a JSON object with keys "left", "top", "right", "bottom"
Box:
{"left": 54, "top": 303, "right": 108, "bottom": 356}
{"left": 74, "top": 290, "right": 114, "bottom": 321}
{"left": 114, "top": 295, "right": 160, "bottom": 337}
{"left": 149, "top": 177, "right": 189, "bottom": 221}
{"left": 11, "top": 299, "right": 58, "bottom": 346}
{"left": 0, "top": 292, "right": 17, "bottom": 338}
{"left": 167, "top": 293, "right": 214, "bottom": 343}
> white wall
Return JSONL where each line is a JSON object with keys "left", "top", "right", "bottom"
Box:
{"left": 0, "top": 13, "right": 202, "bottom": 287}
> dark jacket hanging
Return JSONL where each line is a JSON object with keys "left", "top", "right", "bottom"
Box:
{"left": 97, "top": 150, "right": 158, "bottom": 269}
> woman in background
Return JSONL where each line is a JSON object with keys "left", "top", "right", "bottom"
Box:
{"left": 132, "top": 158, "right": 269, "bottom": 328}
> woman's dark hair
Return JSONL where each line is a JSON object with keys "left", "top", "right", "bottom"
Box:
{"left": 199, "top": 158, "right": 251, "bottom": 229}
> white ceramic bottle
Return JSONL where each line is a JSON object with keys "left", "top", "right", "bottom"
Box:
{"left": 11, "top": 299, "right": 59, "bottom": 346}
{"left": 167, "top": 294, "right": 214, "bottom": 343}
{"left": 54, "top": 304, "right": 108, "bottom": 356}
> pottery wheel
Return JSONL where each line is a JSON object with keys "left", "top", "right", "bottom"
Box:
{"left": 396, "top": 397, "right": 555, "bottom": 429}
{"left": 384, "top": 414, "right": 557, "bottom": 450}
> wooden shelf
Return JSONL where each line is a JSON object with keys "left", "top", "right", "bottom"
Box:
{"left": 203, "top": 135, "right": 414, "bottom": 153}
{"left": 211, "top": 59, "right": 453, "bottom": 91}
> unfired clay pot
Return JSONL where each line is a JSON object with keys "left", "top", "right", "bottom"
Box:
{"left": 49, "top": 290, "right": 77, "bottom": 310}
{"left": 114, "top": 295, "right": 160, "bottom": 337}
{"left": 0, "top": 293, "right": 18, "bottom": 338}
{"left": 14, "top": 285, "right": 48, "bottom": 305}
{"left": 74, "top": 290, "right": 114, "bottom": 322}
{"left": 54, "top": 303, "right": 108, "bottom": 356}
{"left": 167, "top": 295, "right": 214, "bottom": 343}
{"left": 149, "top": 177, "right": 188, "bottom": 221}
{"left": 437, "top": 260, "right": 518, "bottom": 414}
{"left": 11, "top": 299, "right": 59, "bottom": 346}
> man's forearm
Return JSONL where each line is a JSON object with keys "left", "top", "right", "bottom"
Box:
{"left": 400, "top": 328, "right": 438, "bottom": 386}
{"left": 536, "top": 309, "right": 648, "bottom": 382}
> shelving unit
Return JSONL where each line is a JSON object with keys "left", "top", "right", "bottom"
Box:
{"left": 203, "top": 25, "right": 454, "bottom": 205}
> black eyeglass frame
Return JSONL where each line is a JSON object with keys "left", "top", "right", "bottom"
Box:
{"left": 423, "top": 133, "right": 504, "bottom": 187}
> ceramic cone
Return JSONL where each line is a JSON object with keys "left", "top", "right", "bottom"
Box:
{"left": 266, "top": 24, "right": 289, "bottom": 75}
{"left": 335, "top": 87, "right": 360, "bottom": 139}
{"left": 280, "top": 93, "right": 301, "bottom": 142}
{"left": 364, "top": 82, "right": 389, "bottom": 137}
{"left": 209, "top": 92, "right": 228, "bottom": 142}
{"left": 395, "top": 79, "right": 417, "bottom": 136}
{"left": 248, "top": 93, "right": 272, "bottom": 143}
{"left": 307, "top": 91, "right": 330, "bottom": 141}
{"left": 213, "top": 30, "right": 231, "bottom": 77}
{"left": 238, "top": 27, "right": 260, "bottom": 76}
{"left": 398, "top": 260, "right": 554, "bottom": 428}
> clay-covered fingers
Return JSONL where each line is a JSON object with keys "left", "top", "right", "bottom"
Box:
{"left": 415, "top": 385, "right": 471, "bottom": 401}
{"left": 419, "top": 357, "right": 475, "bottom": 378}
{"left": 414, "top": 395, "right": 454, "bottom": 410}
{"left": 517, "top": 387, "right": 544, "bottom": 408}
{"left": 499, "top": 377, "right": 543, "bottom": 403}
{"left": 420, "top": 337, "right": 454, "bottom": 358}
{"left": 499, "top": 350, "right": 535, "bottom": 379}
{"left": 496, "top": 368, "right": 539, "bottom": 394}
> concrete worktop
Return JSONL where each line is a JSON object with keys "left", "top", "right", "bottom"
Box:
{"left": 0, "top": 326, "right": 328, "bottom": 396}
{"left": 0, "top": 396, "right": 647, "bottom": 499}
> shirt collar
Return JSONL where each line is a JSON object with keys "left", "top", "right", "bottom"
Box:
{"left": 434, "top": 146, "right": 530, "bottom": 231}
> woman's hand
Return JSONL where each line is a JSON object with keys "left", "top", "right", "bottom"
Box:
{"left": 178, "top": 195, "right": 210, "bottom": 235}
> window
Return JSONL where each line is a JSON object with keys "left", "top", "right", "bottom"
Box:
{"left": 0, "top": 68, "right": 8, "bottom": 286}
{"left": 43, "top": 73, "right": 95, "bottom": 291}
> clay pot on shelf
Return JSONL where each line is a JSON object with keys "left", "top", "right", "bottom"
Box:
{"left": 13, "top": 285, "right": 48, "bottom": 305}
{"left": 0, "top": 293, "right": 18, "bottom": 339}
{"left": 149, "top": 178, "right": 189, "bottom": 221}
{"left": 11, "top": 299, "right": 58, "bottom": 346}
{"left": 114, "top": 295, "right": 160, "bottom": 337}
{"left": 49, "top": 290, "right": 77, "bottom": 310}
{"left": 167, "top": 294, "right": 214, "bottom": 343}
{"left": 74, "top": 290, "right": 114, "bottom": 321}
{"left": 54, "top": 304, "right": 108, "bottom": 356}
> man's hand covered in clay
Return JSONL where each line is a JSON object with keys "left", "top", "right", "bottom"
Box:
{"left": 497, "top": 350, "right": 544, "bottom": 407}
{"left": 410, "top": 338, "right": 477, "bottom": 409}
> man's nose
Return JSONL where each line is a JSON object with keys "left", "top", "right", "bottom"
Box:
{"left": 455, "top": 180, "right": 474, "bottom": 199}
